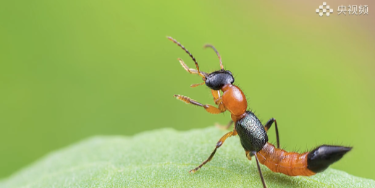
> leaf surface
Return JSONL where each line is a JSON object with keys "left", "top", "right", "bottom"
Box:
{"left": 1, "top": 127, "right": 374, "bottom": 188}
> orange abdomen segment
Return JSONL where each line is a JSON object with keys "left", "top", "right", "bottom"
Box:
{"left": 256, "top": 143, "right": 316, "bottom": 176}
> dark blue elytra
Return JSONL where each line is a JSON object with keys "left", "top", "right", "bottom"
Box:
{"left": 235, "top": 111, "right": 268, "bottom": 152}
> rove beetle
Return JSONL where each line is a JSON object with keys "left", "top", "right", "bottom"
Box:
{"left": 167, "top": 37, "right": 352, "bottom": 188}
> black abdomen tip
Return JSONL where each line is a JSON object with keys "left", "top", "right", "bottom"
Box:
{"left": 307, "top": 145, "right": 352, "bottom": 173}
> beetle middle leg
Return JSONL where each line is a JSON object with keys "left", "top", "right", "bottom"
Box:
{"left": 174, "top": 95, "right": 226, "bottom": 114}
{"left": 264, "top": 118, "right": 280, "bottom": 148}
{"left": 189, "top": 130, "right": 237, "bottom": 173}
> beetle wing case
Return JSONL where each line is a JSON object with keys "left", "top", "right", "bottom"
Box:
{"left": 235, "top": 111, "right": 268, "bottom": 152}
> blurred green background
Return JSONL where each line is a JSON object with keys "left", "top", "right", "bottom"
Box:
{"left": 1, "top": 0, "right": 374, "bottom": 180}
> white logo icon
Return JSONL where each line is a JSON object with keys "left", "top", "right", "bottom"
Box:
{"left": 316, "top": 2, "right": 334, "bottom": 16}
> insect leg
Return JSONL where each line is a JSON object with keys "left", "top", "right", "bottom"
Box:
{"left": 215, "top": 120, "right": 234, "bottom": 130}
{"left": 174, "top": 94, "right": 226, "bottom": 114}
{"left": 209, "top": 89, "right": 233, "bottom": 129}
{"left": 245, "top": 150, "right": 252, "bottom": 160}
{"left": 211, "top": 90, "right": 221, "bottom": 104}
{"left": 252, "top": 151, "right": 267, "bottom": 188}
{"left": 189, "top": 130, "right": 238, "bottom": 173}
{"left": 264, "top": 118, "right": 280, "bottom": 148}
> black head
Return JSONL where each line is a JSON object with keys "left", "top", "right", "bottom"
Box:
{"left": 168, "top": 37, "right": 233, "bottom": 89}
{"left": 205, "top": 70, "right": 234, "bottom": 90}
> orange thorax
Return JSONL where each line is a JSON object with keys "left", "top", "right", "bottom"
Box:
{"left": 221, "top": 84, "right": 247, "bottom": 122}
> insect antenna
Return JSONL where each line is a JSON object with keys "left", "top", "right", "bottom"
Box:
{"left": 204, "top": 44, "right": 223, "bottom": 70}
{"left": 167, "top": 36, "right": 206, "bottom": 79}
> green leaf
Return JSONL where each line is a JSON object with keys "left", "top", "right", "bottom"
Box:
{"left": 0, "top": 127, "right": 374, "bottom": 188}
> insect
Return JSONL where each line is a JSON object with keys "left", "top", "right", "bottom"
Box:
{"left": 167, "top": 37, "right": 352, "bottom": 188}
